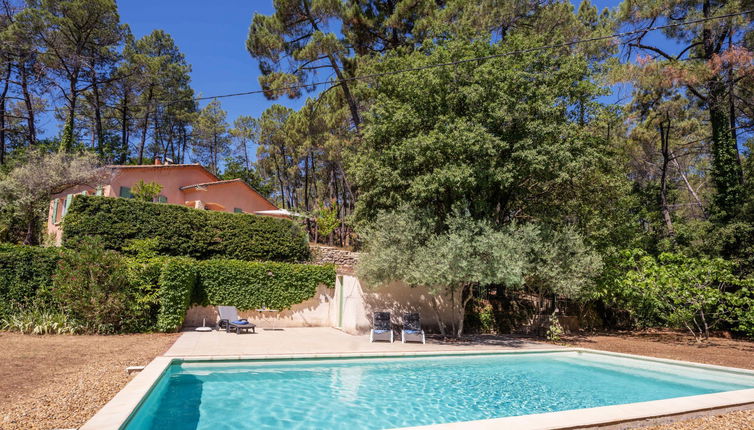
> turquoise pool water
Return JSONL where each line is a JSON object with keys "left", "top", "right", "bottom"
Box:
{"left": 124, "top": 351, "right": 754, "bottom": 430}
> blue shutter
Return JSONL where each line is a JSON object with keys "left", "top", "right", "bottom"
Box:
{"left": 81, "top": 190, "right": 88, "bottom": 196}
{"left": 119, "top": 186, "right": 132, "bottom": 198}
{"left": 234, "top": 208, "right": 243, "bottom": 213}
{"left": 157, "top": 195, "right": 167, "bottom": 203}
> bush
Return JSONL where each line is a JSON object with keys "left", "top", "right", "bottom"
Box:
{"left": 156, "top": 258, "right": 197, "bottom": 332}
{"left": 63, "top": 195, "right": 310, "bottom": 262}
{"left": 197, "top": 259, "right": 336, "bottom": 311}
{"left": 0, "top": 244, "right": 61, "bottom": 316}
{"left": 52, "top": 237, "right": 148, "bottom": 334}
{"left": 0, "top": 306, "right": 80, "bottom": 334}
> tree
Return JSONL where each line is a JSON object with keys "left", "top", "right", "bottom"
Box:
{"left": 230, "top": 115, "right": 258, "bottom": 172}
{"left": 131, "top": 179, "right": 162, "bottom": 202}
{"left": 0, "top": 149, "right": 105, "bottom": 244}
{"left": 358, "top": 208, "right": 600, "bottom": 337}
{"left": 611, "top": 250, "right": 754, "bottom": 341}
{"left": 618, "top": 0, "right": 753, "bottom": 218}
{"left": 246, "top": 0, "right": 362, "bottom": 129}
{"left": 192, "top": 99, "right": 229, "bottom": 174}
{"left": 17, "top": 0, "right": 125, "bottom": 152}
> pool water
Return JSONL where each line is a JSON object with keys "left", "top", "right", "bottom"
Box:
{"left": 124, "top": 351, "right": 754, "bottom": 430}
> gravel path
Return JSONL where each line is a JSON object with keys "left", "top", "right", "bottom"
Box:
{"left": 0, "top": 332, "right": 179, "bottom": 430}
{"left": 558, "top": 331, "right": 754, "bottom": 430}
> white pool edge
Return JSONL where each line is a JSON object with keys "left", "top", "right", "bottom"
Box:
{"left": 79, "top": 348, "right": 754, "bottom": 430}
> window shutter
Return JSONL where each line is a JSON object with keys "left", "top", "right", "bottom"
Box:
{"left": 95, "top": 186, "right": 103, "bottom": 196}
{"left": 119, "top": 186, "right": 132, "bottom": 198}
{"left": 158, "top": 195, "right": 167, "bottom": 203}
{"left": 51, "top": 198, "right": 59, "bottom": 223}
{"left": 234, "top": 208, "right": 243, "bottom": 213}
{"left": 62, "top": 194, "right": 73, "bottom": 217}
{"left": 81, "top": 190, "right": 88, "bottom": 196}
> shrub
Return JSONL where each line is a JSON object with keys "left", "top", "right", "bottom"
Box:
{"left": 156, "top": 258, "right": 197, "bottom": 332}
{"left": 63, "top": 195, "right": 310, "bottom": 262}
{"left": 52, "top": 237, "right": 147, "bottom": 334}
{"left": 197, "top": 259, "right": 336, "bottom": 311}
{"left": 0, "top": 244, "right": 61, "bottom": 316}
{"left": 0, "top": 306, "right": 80, "bottom": 334}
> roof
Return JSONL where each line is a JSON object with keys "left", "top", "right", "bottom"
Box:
{"left": 108, "top": 164, "right": 220, "bottom": 181}
{"left": 180, "top": 178, "right": 278, "bottom": 210}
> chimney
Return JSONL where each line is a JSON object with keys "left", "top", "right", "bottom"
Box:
{"left": 154, "top": 157, "right": 161, "bottom": 165}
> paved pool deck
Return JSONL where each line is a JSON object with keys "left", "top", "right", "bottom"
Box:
{"left": 165, "top": 327, "right": 556, "bottom": 357}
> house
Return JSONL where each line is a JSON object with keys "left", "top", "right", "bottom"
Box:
{"left": 47, "top": 159, "right": 281, "bottom": 244}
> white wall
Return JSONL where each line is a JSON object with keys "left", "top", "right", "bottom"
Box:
{"left": 183, "top": 275, "right": 456, "bottom": 333}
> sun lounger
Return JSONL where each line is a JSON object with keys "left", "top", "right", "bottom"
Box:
{"left": 217, "top": 306, "right": 256, "bottom": 334}
{"left": 370, "top": 312, "right": 393, "bottom": 343}
{"left": 401, "top": 312, "right": 425, "bottom": 344}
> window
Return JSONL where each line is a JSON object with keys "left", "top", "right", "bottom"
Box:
{"left": 157, "top": 195, "right": 168, "bottom": 203}
{"left": 233, "top": 208, "right": 243, "bottom": 214}
{"left": 95, "top": 186, "right": 103, "bottom": 196}
{"left": 119, "top": 186, "right": 133, "bottom": 198}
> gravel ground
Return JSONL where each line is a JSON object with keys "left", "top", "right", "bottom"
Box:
{"left": 558, "top": 331, "right": 754, "bottom": 430}
{"left": 0, "top": 332, "right": 179, "bottom": 430}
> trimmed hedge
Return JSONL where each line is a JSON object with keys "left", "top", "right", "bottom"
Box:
{"left": 156, "top": 258, "right": 197, "bottom": 332}
{"left": 0, "top": 244, "right": 61, "bottom": 315}
{"left": 63, "top": 196, "right": 310, "bottom": 262}
{"left": 197, "top": 259, "right": 336, "bottom": 311}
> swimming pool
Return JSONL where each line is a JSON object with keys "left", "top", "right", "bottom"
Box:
{"left": 120, "top": 351, "right": 754, "bottom": 430}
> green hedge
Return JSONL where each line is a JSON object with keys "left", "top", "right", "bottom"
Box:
{"left": 63, "top": 196, "right": 310, "bottom": 262}
{"left": 0, "top": 244, "right": 61, "bottom": 315}
{"left": 197, "top": 259, "right": 336, "bottom": 311}
{"left": 156, "top": 258, "right": 197, "bottom": 332}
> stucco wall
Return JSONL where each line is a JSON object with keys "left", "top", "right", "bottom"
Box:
{"left": 183, "top": 275, "right": 457, "bottom": 335}
{"left": 182, "top": 181, "right": 277, "bottom": 214}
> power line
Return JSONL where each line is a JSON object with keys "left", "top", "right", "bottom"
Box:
{"left": 179, "top": 9, "right": 754, "bottom": 105}
{"left": 7, "top": 8, "right": 754, "bottom": 114}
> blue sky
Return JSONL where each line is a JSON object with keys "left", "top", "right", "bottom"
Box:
{"left": 117, "top": 0, "right": 632, "bottom": 126}
{"left": 119, "top": 0, "right": 308, "bottom": 126}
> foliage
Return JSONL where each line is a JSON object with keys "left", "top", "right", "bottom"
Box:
{"left": 131, "top": 180, "right": 163, "bottom": 202}
{"left": 197, "top": 259, "right": 336, "bottom": 311}
{"left": 358, "top": 208, "right": 601, "bottom": 336}
{"left": 315, "top": 203, "right": 339, "bottom": 237}
{"left": 51, "top": 237, "right": 149, "bottom": 334}
{"left": 604, "top": 250, "right": 754, "bottom": 341}
{"left": 545, "top": 312, "right": 564, "bottom": 342}
{"left": 155, "top": 257, "right": 196, "bottom": 332}
{"left": 0, "top": 243, "right": 61, "bottom": 316}
{"left": 63, "top": 195, "right": 310, "bottom": 262}
{"left": 193, "top": 99, "right": 230, "bottom": 174}
{"left": 0, "top": 149, "right": 105, "bottom": 244}
{"left": 0, "top": 306, "right": 81, "bottom": 335}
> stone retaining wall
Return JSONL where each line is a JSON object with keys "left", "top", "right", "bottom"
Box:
{"left": 310, "top": 244, "right": 359, "bottom": 268}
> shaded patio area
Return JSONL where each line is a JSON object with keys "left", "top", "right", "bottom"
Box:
{"left": 165, "top": 327, "right": 557, "bottom": 357}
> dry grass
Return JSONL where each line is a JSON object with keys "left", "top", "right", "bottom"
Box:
{"left": 0, "top": 332, "right": 179, "bottom": 430}
{"left": 557, "top": 330, "right": 754, "bottom": 430}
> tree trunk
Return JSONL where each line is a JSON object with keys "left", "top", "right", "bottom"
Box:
{"left": 702, "top": 0, "right": 742, "bottom": 216}
{"left": 60, "top": 76, "right": 79, "bottom": 152}
{"left": 120, "top": 92, "right": 129, "bottom": 163}
{"left": 138, "top": 88, "right": 153, "bottom": 164}
{"left": 91, "top": 70, "right": 104, "bottom": 155}
{"left": 659, "top": 120, "right": 674, "bottom": 235}
{"left": 19, "top": 62, "right": 35, "bottom": 147}
{"left": 0, "top": 63, "right": 10, "bottom": 164}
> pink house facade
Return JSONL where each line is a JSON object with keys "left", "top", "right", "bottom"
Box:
{"left": 47, "top": 162, "right": 281, "bottom": 244}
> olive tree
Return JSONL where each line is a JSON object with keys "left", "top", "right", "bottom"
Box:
{"left": 0, "top": 149, "right": 105, "bottom": 244}
{"left": 358, "top": 208, "right": 601, "bottom": 337}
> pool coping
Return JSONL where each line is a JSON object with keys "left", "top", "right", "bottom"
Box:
{"left": 79, "top": 347, "right": 754, "bottom": 430}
